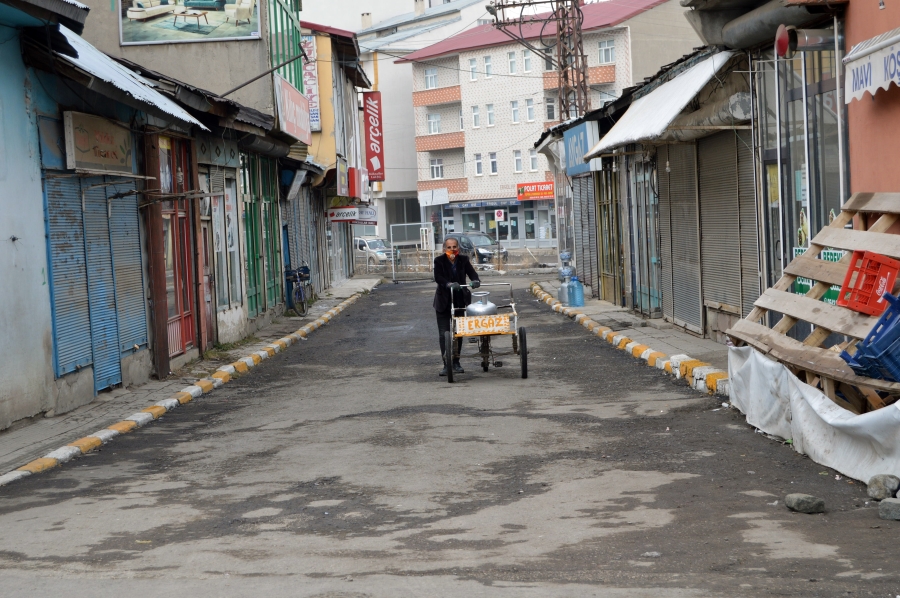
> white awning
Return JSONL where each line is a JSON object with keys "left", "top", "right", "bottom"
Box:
{"left": 584, "top": 51, "right": 734, "bottom": 160}
{"left": 843, "top": 26, "right": 900, "bottom": 103}
{"left": 57, "top": 26, "right": 206, "bottom": 130}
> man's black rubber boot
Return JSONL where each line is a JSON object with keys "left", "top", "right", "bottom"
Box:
{"left": 439, "top": 365, "right": 448, "bottom": 377}
{"left": 453, "top": 362, "right": 464, "bottom": 374}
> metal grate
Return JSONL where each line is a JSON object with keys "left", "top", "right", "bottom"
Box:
{"left": 737, "top": 130, "right": 760, "bottom": 316}
{"left": 109, "top": 181, "right": 149, "bottom": 355}
{"left": 658, "top": 145, "right": 674, "bottom": 320}
{"left": 668, "top": 143, "right": 703, "bottom": 333}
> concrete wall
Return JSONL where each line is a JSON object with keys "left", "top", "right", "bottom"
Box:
{"left": 628, "top": 0, "right": 703, "bottom": 85}
{"left": 0, "top": 32, "right": 57, "bottom": 430}
{"left": 77, "top": 0, "right": 274, "bottom": 115}
{"left": 845, "top": 5, "right": 900, "bottom": 193}
{"left": 309, "top": 33, "right": 336, "bottom": 171}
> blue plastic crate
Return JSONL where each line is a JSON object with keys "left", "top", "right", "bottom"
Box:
{"left": 859, "top": 293, "right": 900, "bottom": 356}
{"left": 840, "top": 350, "right": 884, "bottom": 380}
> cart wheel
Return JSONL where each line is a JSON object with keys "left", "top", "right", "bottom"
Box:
{"left": 519, "top": 327, "right": 528, "bottom": 379}
{"left": 482, "top": 364, "right": 489, "bottom": 372}
{"left": 445, "top": 331, "right": 454, "bottom": 383}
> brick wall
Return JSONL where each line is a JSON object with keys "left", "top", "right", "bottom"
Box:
{"left": 417, "top": 178, "right": 468, "bottom": 193}
{"left": 415, "top": 131, "right": 466, "bottom": 152}
{"left": 413, "top": 85, "right": 462, "bottom": 107}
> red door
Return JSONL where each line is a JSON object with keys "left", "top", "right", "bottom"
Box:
{"left": 159, "top": 136, "right": 197, "bottom": 358}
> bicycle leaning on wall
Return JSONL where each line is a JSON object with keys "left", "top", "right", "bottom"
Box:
{"left": 285, "top": 262, "right": 313, "bottom": 316}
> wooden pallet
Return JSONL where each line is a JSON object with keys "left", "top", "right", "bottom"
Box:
{"left": 726, "top": 192, "right": 900, "bottom": 414}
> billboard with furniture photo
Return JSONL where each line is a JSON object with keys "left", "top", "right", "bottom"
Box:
{"left": 120, "top": 0, "right": 259, "bottom": 45}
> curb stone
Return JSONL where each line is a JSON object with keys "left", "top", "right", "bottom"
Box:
{"left": 529, "top": 282, "right": 730, "bottom": 399}
{"left": 0, "top": 292, "right": 364, "bottom": 488}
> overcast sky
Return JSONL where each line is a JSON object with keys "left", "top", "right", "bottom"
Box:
{"left": 300, "top": 0, "right": 416, "bottom": 32}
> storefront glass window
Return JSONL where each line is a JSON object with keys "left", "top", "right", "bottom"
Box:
{"left": 462, "top": 209, "right": 480, "bottom": 232}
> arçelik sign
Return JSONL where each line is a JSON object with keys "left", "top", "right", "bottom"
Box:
{"left": 362, "top": 91, "right": 385, "bottom": 182}
{"left": 327, "top": 205, "right": 378, "bottom": 225}
{"left": 516, "top": 181, "right": 555, "bottom": 201}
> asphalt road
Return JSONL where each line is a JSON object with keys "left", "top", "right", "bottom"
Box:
{"left": 0, "top": 280, "right": 897, "bottom": 597}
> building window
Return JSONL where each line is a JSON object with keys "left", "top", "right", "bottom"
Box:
{"left": 511, "top": 100, "right": 519, "bottom": 123}
{"left": 523, "top": 49, "right": 532, "bottom": 72}
{"left": 472, "top": 105, "right": 480, "bottom": 127}
{"left": 546, "top": 99, "right": 555, "bottom": 121}
{"left": 427, "top": 113, "right": 441, "bottom": 134}
{"left": 459, "top": 107, "right": 464, "bottom": 131}
{"left": 514, "top": 150, "right": 522, "bottom": 173}
{"left": 474, "top": 153, "right": 483, "bottom": 176}
{"left": 544, "top": 53, "right": 553, "bottom": 71}
{"left": 469, "top": 58, "right": 477, "bottom": 81}
{"left": 526, "top": 98, "right": 534, "bottom": 121}
{"left": 484, "top": 55, "right": 492, "bottom": 78}
{"left": 486, "top": 103, "right": 495, "bottom": 126}
{"left": 508, "top": 51, "right": 516, "bottom": 74}
{"left": 489, "top": 152, "right": 498, "bottom": 174}
{"left": 424, "top": 67, "right": 437, "bottom": 89}
{"left": 599, "top": 39, "right": 615, "bottom": 64}
{"left": 430, "top": 158, "right": 444, "bottom": 179}
{"left": 477, "top": 18, "right": 492, "bottom": 26}
{"left": 529, "top": 148, "right": 538, "bottom": 171}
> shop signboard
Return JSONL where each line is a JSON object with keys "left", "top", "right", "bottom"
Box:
{"left": 362, "top": 91, "right": 385, "bottom": 181}
{"left": 327, "top": 206, "right": 357, "bottom": 223}
{"left": 336, "top": 157, "right": 349, "bottom": 196}
{"left": 419, "top": 188, "right": 449, "bottom": 207}
{"left": 792, "top": 247, "right": 845, "bottom": 304}
{"left": 119, "top": 0, "right": 260, "bottom": 45}
{"left": 563, "top": 121, "right": 602, "bottom": 176}
{"left": 301, "top": 35, "right": 321, "bottom": 131}
{"left": 64, "top": 111, "right": 133, "bottom": 174}
{"left": 274, "top": 73, "right": 311, "bottom": 145}
{"left": 355, "top": 205, "right": 377, "bottom": 225}
{"left": 516, "top": 181, "right": 554, "bottom": 201}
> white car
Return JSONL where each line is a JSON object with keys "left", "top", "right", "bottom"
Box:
{"left": 355, "top": 237, "right": 399, "bottom": 267}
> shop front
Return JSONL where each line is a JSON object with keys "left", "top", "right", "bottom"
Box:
{"left": 441, "top": 199, "right": 556, "bottom": 249}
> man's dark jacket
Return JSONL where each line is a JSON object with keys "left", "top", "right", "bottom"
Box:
{"left": 433, "top": 253, "right": 480, "bottom": 313}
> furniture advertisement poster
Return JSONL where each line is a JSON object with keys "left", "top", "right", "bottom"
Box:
{"left": 120, "top": 0, "right": 259, "bottom": 45}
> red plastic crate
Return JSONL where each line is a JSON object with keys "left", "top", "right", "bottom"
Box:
{"left": 837, "top": 250, "right": 900, "bottom": 316}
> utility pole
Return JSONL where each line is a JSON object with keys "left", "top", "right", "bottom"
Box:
{"left": 487, "top": 0, "right": 590, "bottom": 119}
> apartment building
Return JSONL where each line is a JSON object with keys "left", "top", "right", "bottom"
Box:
{"left": 399, "top": 0, "right": 699, "bottom": 248}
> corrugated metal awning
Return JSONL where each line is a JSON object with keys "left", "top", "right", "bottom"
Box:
{"left": 843, "top": 25, "right": 900, "bottom": 103}
{"left": 57, "top": 26, "right": 206, "bottom": 130}
{"left": 584, "top": 51, "right": 734, "bottom": 160}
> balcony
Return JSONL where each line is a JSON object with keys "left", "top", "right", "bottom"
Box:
{"left": 415, "top": 131, "right": 465, "bottom": 152}
{"left": 413, "top": 85, "right": 461, "bottom": 107}
{"left": 588, "top": 65, "right": 615, "bottom": 86}
{"left": 543, "top": 65, "right": 615, "bottom": 90}
{"left": 417, "top": 178, "right": 468, "bottom": 194}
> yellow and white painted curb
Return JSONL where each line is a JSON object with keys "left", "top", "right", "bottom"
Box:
{"left": 0, "top": 293, "right": 363, "bottom": 488}
{"left": 529, "top": 282, "right": 730, "bottom": 398}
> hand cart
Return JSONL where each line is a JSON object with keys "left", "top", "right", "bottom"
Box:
{"left": 445, "top": 282, "right": 527, "bottom": 383}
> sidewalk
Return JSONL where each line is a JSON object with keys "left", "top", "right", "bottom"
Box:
{"left": 0, "top": 277, "right": 382, "bottom": 476}
{"left": 536, "top": 277, "right": 728, "bottom": 394}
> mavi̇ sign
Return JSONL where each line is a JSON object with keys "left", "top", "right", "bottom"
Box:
{"left": 562, "top": 121, "right": 602, "bottom": 176}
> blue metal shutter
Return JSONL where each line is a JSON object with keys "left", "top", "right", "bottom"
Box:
{"left": 108, "top": 181, "right": 149, "bottom": 354}
{"left": 44, "top": 177, "right": 92, "bottom": 376}
{"left": 83, "top": 178, "right": 122, "bottom": 392}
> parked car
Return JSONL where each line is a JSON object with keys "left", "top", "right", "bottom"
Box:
{"left": 355, "top": 237, "right": 399, "bottom": 266}
{"left": 444, "top": 233, "right": 508, "bottom": 264}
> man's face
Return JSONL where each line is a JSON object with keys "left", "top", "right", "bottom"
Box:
{"left": 445, "top": 240, "right": 459, "bottom": 256}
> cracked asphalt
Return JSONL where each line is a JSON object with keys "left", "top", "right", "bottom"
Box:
{"left": 0, "top": 280, "right": 897, "bottom": 597}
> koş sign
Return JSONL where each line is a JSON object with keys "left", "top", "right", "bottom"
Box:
{"left": 845, "top": 40, "right": 900, "bottom": 103}
{"left": 562, "top": 121, "right": 602, "bottom": 176}
{"left": 363, "top": 91, "right": 386, "bottom": 182}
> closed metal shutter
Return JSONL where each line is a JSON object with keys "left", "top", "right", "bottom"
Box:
{"left": 83, "top": 179, "right": 122, "bottom": 393}
{"left": 572, "top": 176, "right": 585, "bottom": 280}
{"left": 737, "top": 130, "right": 760, "bottom": 316}
{"left": 585, "top": 174, "right": 600, "bottom": 298}
{"left": 668, "top": 144, "right": 703, "bottom": 333}
{"left": 109, "top": 181, "right": 149, "bottom": 354}
{"left": 45, "top": 177, "right": 92, "bottom": 376}
{"left": 658, "top": 145, "right": 674, "bottom": 320}
{"left": 699, "top": 131, "right": 741, "bottom": 313}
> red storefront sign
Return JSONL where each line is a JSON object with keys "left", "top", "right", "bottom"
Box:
{"left": 362, "top": 91, "right": 385, "bottom": 182}
{"left": 348, "top": 166, "right": 370, "bottom": 200}
{"left": 274, "top": 73, "right": 311, "bottom": 145}
{"left": 516, "top": 181, "right": 555, "bottom": 201}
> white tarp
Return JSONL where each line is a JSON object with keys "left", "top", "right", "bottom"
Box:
{"left": 584, "top": 51, "right": 734, "bottom": 160}
{"left": 843, "top": 25, "right": 900, "bottom": 103}
{"left": 57, "top": 26, "right": 206, "bottom": 130}
{"left": 729, "top": 346, "right": 900, "bottom": 482}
